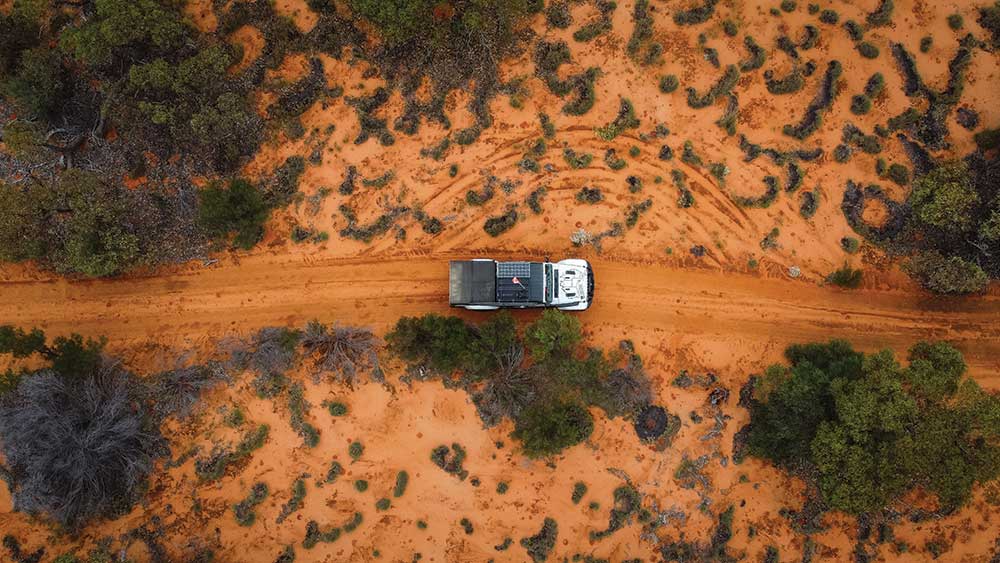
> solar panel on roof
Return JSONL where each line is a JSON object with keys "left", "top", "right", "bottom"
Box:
{"left": 497, "top": 262, "right": 531, "bottom": 278}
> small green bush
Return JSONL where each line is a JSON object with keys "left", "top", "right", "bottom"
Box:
{"left": 349, "top": 441, "right": 363, "bottom": 461}
{"left": 354, "top": 479, "right": 368, "bottom": 492}
{"left": 393, "top": 471, "right": 409, "bottom": 497}
{"left": 781, "top": 0, "right": 797, "bottom": 12}
{"left": 819, "top": 9, "right": 839, "bottom": 24}
{"left": 920, "top": 36, "right": 933, "bottom": 52}
{"left": 841, "top": 237, "right": 860, "bottom": 254}
{"left": 947, "top": 13, "right": 964, "bottom": 29}
{"left": 460, "top": 517, "right": 474, "bottom": 534}
{"left": 483, "top": 206, "right": 519, "bottom": 237}
{"left": 497, "top": 481, "right": 509, "bottom": 494}
{"left": 198, "top": 179, "right": 270, "bottom": 250}
{"left": 857, "top": 42, "right": 880, "bottom": 59}
{"left": 722, "top": 20, "right": 738, "bottom": 36}
{"left": 572, "top": 482, "right": 588, "bottom": 504}
{"left": 826, "top": 264, "right": 863, "bottom": 288}
{"left": 512, "top": 401, "right": 594, "bottom": 458}
{"left": 325, "top": 460, "right": 344, "bottom": 483}
{"left": 326, "top": 401, "right": 348, "bottom": 416}
{"left": 521, "top": 518, "right": 558, "bottom": 563}
{"left": 375, "top": 498, "right": 390, "bottom": 511}
{"left": 850, "top": 95, "right": 872, "bottom": 115}
{"left": 887, "top": 163, "right": 910, "bottom": 185}
{"left": 866, "top": 0, "right": 894, "bottom": 26}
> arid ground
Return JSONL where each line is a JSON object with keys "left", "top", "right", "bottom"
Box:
{"left": 2, "top": 0, "right": 1000, "bottom": 561}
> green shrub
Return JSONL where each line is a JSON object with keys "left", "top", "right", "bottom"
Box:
{"left": 604, "top": 149, "right": 627, "bottom": 170}
{"left": 349, "top": 441, "right": 364, "bottom": 461}
{"left": 576, "top": 187, "right": 604, "bottom": 204}
{"left": 354, "top": 479, "right": 368, "bottom": 492}
{"left": 722, "top": 20, "right": 738, "bottom": 36}
{"left": 866, "top": 0, "right": 894, "bottom": 26}
{"left": 325, "top": 461, "right": 344, "bottom": 483}
{"left": 980, "top": 1, "right": 1000, "bottom": 49}
{"left": 431, "top": 443, "right": 469, "bottom": 480}
{"left": 947, "top": 13, "right": 964, "bottom": 29}
{"left": 497, "top": 481, "right": 509, "bottom": 494}
{"left": 512, "top": 401, "right": 593, "bottom": 458}
{"left": 834, "top": 144, "right": 853, "bottom": 162}
{"left": 527, "top": 187, "right": 548, "bottom": 214}
{"left": 459, "top": 517, "right": 474, "bottom": 534}
{"left": 844, "top": 20, "right": 864, "bottom": 41}
{"left": 739, "top": 36, "right": 767, "bottom": 71}
{"left": 563, "top": 148, "right": 594, "bottom": 169}
{"left": 841, "top": 237, "right": 860, "bottom": 254}
{"left": 766, "top": 69, "right": 805, "bottom": 95}
{"left": 276, "top": 478, "right": 306, "bottom": 523}
{"left": 857, "top": 42, "right": 880, "bottom": 59}
{"left": 326, "top": 401, "right": 348, "bottom": 416}
{"left": 659, "top": 75, "right": 679, "bottom": 93}
{"left": 781, "top": 0, "right": 797, "bottom": 12}
{"left": 375, "top": 498, "right": 390, "bottom": 511}
{"left": 920, "top": 36, "right": 933, "bottom": 52}
{"left": 819, "top": 9, "right": 839, "bottom": 24}
{"left": 681, "top": 141, "right": 704, "bottom": 167}
{"left": 546, "top": 1, "right": 572, "bottom": 28}
{"left": 521, "top": 518, "right": 558, "bottom": 562}
{"left": 826, "top": 264, "right": 863, "bottom": 288}
{"left": 233, "top": 482, "right": 269, "bottom": 527}
{"left": 483, "top": 206, "right": 519, "bottom": 237}
{"left": 747, "top": 340, "right": 999, "bottom": 514}
{"left": 850, "top": 95, "right": 872, "bottom": 115}
{"left": 574, "top": 20, "right": 612, "bottom": 42}
{"left": 887, "top": 164, "right": 910, "bottom": 185}
{"left": 974, "top": 128, "right": 1000, "bottom": 151}
{"left": 595, "top": 98, "right": 639, "bottom": 141}
{"left": 799, "top": 190, "right": 819, "bottom": 218}
{"left": 686, "top": 65, "right": 739, "bottom": 109}
{"left": 905, "top": 252, "right": 988, "bottom": 294}
{"left": 393, "top": 471, "right": 409, "bottom": 497}
{"left": 674, "top": 0, "right": 720, "bottom": 25}
{"left": 590, "top": 485, "right": 641, "bottom": 540}
{"left": 572, "top": 482, "right": 588, "bottom": 504}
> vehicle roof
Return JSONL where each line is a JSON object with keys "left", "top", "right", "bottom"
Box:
{"left": 449, "top": 260, "right": 544, "bottom": 305}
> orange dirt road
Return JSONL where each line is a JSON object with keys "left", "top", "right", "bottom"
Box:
{"left": 2, "top": 254, "right": 999, "bottom": 387}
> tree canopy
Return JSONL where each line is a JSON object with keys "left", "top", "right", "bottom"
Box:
{"left": 747, "top": 340, "right": 1000, "bottom": 515}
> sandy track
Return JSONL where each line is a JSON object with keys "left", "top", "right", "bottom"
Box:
{"left": 3, "top": 254, "right": 998, "bottom": 386}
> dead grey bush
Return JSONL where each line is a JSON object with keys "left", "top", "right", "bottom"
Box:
{"left": 299, "top": 321, "right": 382, "bottom": 385}
{"left": 0, "top": 364, "right": 162, "bottom": 529}
{"left": 229, "top": 327, "right": 301, "bottom": 374}
{"left": 149, "top": 362, "right": 229, "bottom": 420}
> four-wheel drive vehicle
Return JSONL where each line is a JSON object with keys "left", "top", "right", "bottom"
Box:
{"left": 449, "top": 259, "right": 593, "bottom": 311}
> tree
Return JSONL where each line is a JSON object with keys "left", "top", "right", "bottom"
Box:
{"left": 386, "top": 314, "right": 475, "bottom": 375}
{"left": 54, "top": 171, "right": 140, "bottom": 277}
{"left": 0, "top": 326, "right": 47, "bottom": 358}
{"left": 908, "top": 160, "right": 979, "bottom": 235}
{"left": 197, "top": 179, "right": 270, "bottom": 250}
{"left": 905, "top": 251, "right": 988, "bottom": 294}
{"left": 0, "top": 180, "right": 51, "bottom": 262}
{"left": 60, "top": 0, "right": 190, "bottom": 69}
{"left": 747, "top": 340, "right": 1000, "bottom": 515}
{"left": 2, "top": 46, "right": 66, "bottom": 118}
{"left": 904, "top": 341, "right": 966, "bottom": 402}
{"left": 524, "top": 309, "right": 582, "bottom": 361}
{"left": 512, "top": 400, "right": 594, "bottom": 458}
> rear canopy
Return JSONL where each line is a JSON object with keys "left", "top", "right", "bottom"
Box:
{"left": 449, "top": 261, "right": 497, "bottom": 305}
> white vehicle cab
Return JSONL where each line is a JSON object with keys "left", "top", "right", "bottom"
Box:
{"left": 449, "top": 259, "right": 593, "bottom": 311}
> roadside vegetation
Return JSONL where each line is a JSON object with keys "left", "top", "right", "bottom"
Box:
{"left": 387, "top": 311, "right": 653, "bottom": 458}
{"left": 745, "top": 340, "right": 1000, "bottom": 515}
